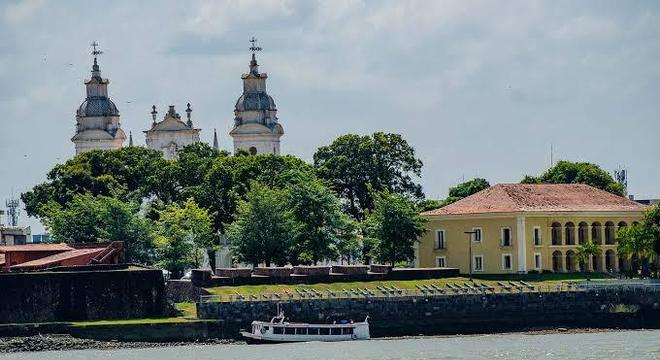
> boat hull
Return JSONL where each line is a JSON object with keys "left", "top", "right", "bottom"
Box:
{"left": 240, "top": 331, "right": 367, "bottom": 344}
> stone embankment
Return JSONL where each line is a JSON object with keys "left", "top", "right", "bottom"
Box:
{"left": 198, "top": 287, "right": 660, "bottom": 338}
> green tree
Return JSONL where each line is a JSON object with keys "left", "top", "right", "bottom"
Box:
{"left": 575, "top": 241, "right": 602, "bottom": 272}
{"left": 617, "top": 223, "right": 656, "bottom": 276}
{"left": 417, "top": 178, "right": 490, "bottom": 212}
{"left": 226, "top": 184, "right": 297, "bottom": 267}
{"left": 314, "top": 132, "right": 423, "bottom": 220}
{"left": 364, "top": 192, "right": 427, "bottom": 266}
{"left": 281, "top": 171, "right": 357, "bottom": 265}
{"left": 448, "top": 178, "right": 490, "bottom": 199}
{"left": 521, "top": 161, "right": 623, "bottom": 196}
{"left": 22, "top": 147, "right": 172, "bottom": 217}
{"left": 201, "top": 153, "right": 314, "bottom": 233}
{"left": 154, "top": 199, "right": 215, "bottom": 278}
{"left": 644, "top": 205, "right": 660, "bottom": 255}
{"left": 42, "top": 194, "right": 155, "bottom": 263}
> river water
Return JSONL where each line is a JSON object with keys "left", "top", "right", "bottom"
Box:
{"left": 2, "top": 330, "right": 659, "bottom": 360}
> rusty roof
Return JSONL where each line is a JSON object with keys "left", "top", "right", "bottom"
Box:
{"left": 11, "top": 248, "right": 104, "bottom": 270}
{"left": 422, "top": 184, "right": 648, "bottom": 216}
{"left": 0, "top": 243, "right": 73, "bottom": 253}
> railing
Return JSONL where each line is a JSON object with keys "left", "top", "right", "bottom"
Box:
{"left": 199, "top": 281, "right": 588, "bottom": 304}
{"left": 576, "top": 280, "right": 660, "bottom": 292}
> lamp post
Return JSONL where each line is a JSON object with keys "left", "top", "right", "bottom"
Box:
{"left": 464, "top": 231, "right": 478, "bottom": 280}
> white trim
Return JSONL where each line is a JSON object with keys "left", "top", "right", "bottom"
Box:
{"left": 473, "top": 255, "right": 484, "bottom": 272}
{"left": 423, "top": 210, "right": 645, "bottom": 221}
{"left": 533, "top": 226, "right": 542, "bottom": 246}
{"left": 500, "top": 227, "right": 512, "bottom": 247}
{"left": 434, "top": 229, "right": 446, "bottom": 250}
{"left": 517, "top": 215, "right": 527, "bottom": 273}
{"left": 435, "top": 256, "right": 447, "bottom": 268}
{"left": 501, "top": 253, "right": 513, "bottom": 270}
{"left": 471, "top": 227, "right": 483, "bottom": 243}
{"left": 534, "top": 252, "right": 542, "bottom": 270}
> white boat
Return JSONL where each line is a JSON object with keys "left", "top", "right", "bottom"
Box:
{"left": 240, "top": 309, "right": 370, "bottom": 343}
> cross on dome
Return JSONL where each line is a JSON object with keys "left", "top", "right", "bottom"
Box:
{"left": 249, "top": 37, "right": 262, "bottom": 54}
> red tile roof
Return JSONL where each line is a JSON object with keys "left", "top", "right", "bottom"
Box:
{"left": 422, "top": 184, "right": 648, "bottom": 216}
{"left": 0, "top": 244, "right": 73, "bottom": 253}
{"left": 11, "top": 248, "right": 104, "bottom": 270}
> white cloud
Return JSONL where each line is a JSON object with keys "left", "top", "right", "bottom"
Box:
{"left": 186, "top": 0, "right": 296, "bottom": 35}
{"left": 3, "top": 0, "right": 45, "bottom": 24}
{"left": 550, "top": 15, "right": 619, "bottom": 41}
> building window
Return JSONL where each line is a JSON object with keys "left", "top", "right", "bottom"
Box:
{"left": 436, "top": 256, "right": 446, "bottom": 268}
{"left": 434, "top": 230, "right": 446, "bottom": 249}
{"left": 502, "top": 254, "right": 512, "bottom": 270}
{"left": 473, "top": 255, "right": 484, "bottom": 272}
{"left": 534, "top": 253, "right": 542, "bottom": 270}
{"left": 533, "top": 226, "right": 542, "bottom": 246}
{"left": 501, "top": 227, "right": 512, "bottom": 247}
{"left": 472, "top": 227, "right": 482, "bottom": 243}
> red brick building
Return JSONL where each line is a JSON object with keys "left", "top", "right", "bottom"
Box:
{"left": 0, "top": 242, "right": 124, "bottom": 272}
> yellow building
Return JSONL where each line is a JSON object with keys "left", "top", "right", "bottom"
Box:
{"left": 417, "top": 184, "right": 647, "bottom": 274}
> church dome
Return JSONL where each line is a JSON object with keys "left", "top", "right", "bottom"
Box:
{"left": 77, "top": 97, "right": 119, "bottom": 117}
{"left": 235, "top": 92, "right": 276, "bottom": 112}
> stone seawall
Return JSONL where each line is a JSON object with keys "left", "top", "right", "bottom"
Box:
{"left": 197, "top": 289, "right": 660, "bottom": 337}
{"left": 0, "top": 268, "right": 168, "bottom": 323}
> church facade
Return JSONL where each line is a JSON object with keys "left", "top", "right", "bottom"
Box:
{"left": 229, "top": 41, "right": 284, "bottom": 155}
{"left": 71, "top": 39, "right": 284, "bottom": 158}
{"left": 144, "top": 104, "right": 201, "bottom": 160}
{"left": 71, "top": 43, "right": 126, "bottom": 154}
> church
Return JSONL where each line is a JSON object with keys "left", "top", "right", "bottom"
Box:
{"left": 71, "top": 39, "right": 284, "bottom": 158}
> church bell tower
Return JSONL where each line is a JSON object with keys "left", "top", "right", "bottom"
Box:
{"left": 71, "top": 42, "right": 126, "bottom": 155}
{"left": 229, "top": 37, "right": 284, "bottom": 155}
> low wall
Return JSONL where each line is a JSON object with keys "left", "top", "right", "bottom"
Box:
{"left": 332, "top": 265, "right": 369, "bottom": 275}
{"left": 0, "top": 268, "right": 168, "bottom": 323}
{"left": 198, "top": 288, "right": 660, "bottom": 338}
{"left": 0, "top": 321, "right": 225, "bottom": 342}
{"left": 166, "top": 280, "right": 210, "bottom": 303}
{"left": 193, "top": 267, "right": 460, "bottom": 287}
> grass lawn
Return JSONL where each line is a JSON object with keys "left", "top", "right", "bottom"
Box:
{"left": 175, "top": 302, "right": 197, "bottom": 318}
{"left": 203, "top": 273, "right": 617, "bottom": 300}
{"left": 70, "top": 317, "right": 191, "bottom": 327}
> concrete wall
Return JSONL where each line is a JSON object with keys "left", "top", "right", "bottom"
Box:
{"left": 0, "top": 268, "right": 167, "bottom": 323}
{"left": 198, "top": 289, "right": 660, "bottom": 338}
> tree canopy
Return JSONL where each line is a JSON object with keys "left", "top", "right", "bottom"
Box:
{"left": 417, "top": 178, "right": 490, "bottom": 212}
{"left": 314, "top": 132, "right": 423, "bottom": 220}
{"left": 226, "top": 184, "right": 297, "bottom": 267}
{"left": 154, "top": 199, "right": 215, "bottom": 278}
{"left": 42, "top": 194, "right": 155, "bottom": 264}
{"left": 521, "top": 161, "right": 623, "bottom": 196}
{"left": 283, "top": 171, "right": 357, "bottom": 265}
{"left": 364, "top": 192, "right": 426, "bottom": 265}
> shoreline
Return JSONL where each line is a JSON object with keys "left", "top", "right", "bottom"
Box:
{"left": 0, "top": 327, "right": 646, "bottom": 353}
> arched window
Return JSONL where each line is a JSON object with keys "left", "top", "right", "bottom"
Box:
{"left": 605, "top": 249, "right": 616, "bottom": 272}
{"left": 565, "top": 222, "right": 575, "bottom": 245}
{"left": 578, "top": 222, "right": 588, "bottom": 244}
{"left": 552, "top": 251, "right": 563, "bottom": 272}
{"left": 551, "top": 222, "right": 562, "bottom": 245}
{"left": 249, "top": 146, "right": 258, "bottom": 155}
{"left": 565, "top": 250, "right": 576, "bottom": 272}
{"left": 605, "top": 221, "right": 615, "bottom": 244}
{"left": 591, "top": 222, "right": 602, "bottom": 244}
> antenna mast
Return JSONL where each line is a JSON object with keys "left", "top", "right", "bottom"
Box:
{"left": 614, "top": 167, "right": 628, "bottom": 196}
{"left": 5, "top": 198, "right": 19, "bottom": 227}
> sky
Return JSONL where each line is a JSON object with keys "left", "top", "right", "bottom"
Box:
{"left": 1, "top": 0, "right": 659, "bottom": 233}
